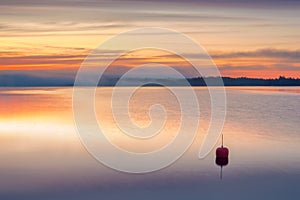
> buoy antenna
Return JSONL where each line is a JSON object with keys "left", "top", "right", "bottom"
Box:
{"left": 221, "top": 134, "right": 224, "bottom": 148}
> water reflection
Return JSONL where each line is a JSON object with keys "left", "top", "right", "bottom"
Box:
{"left": 0, "top": 87, "right": 300, "bottom": 200}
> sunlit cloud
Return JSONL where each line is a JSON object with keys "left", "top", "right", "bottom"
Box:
{"left": 212, "top": 48, "right": 300, "bottom": 60}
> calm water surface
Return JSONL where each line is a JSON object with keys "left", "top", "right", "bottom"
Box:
{"left": 0, "top": 87, "right": 299, "bottom": 200}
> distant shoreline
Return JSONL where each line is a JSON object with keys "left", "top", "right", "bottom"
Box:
{"left": 188, "top": 76, "right": 300, "bottom": 86}
{"left": 1, "top": 76, "right": 300, "bottom": 87}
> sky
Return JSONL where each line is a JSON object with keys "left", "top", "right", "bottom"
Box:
{"left": 1, "top": 0, "right": 300, "bottom": 85}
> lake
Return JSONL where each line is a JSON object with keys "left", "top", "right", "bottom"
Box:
{"left": 0, "top": 87, "right": 299, "bottom": 200}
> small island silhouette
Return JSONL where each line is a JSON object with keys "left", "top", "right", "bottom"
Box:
{"left": 101, "top": 76, "right": 300, "bottom": 87}
{"left": 188, "top": 76, "right": 300, "bottom": 86}
{"left": 96, "top": 76, "right": 300, "bottom": 87}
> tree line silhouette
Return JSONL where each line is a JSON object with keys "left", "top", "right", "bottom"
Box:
{"left": 188, "top": 76, "right": 300, "bottom": 86}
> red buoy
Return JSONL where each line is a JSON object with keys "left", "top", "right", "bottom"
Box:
{"left": 215, "top": 134, "right": 229, "bottom": 179}
{"left": 216, "top": 147, "right": 229, "bottom": 158}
